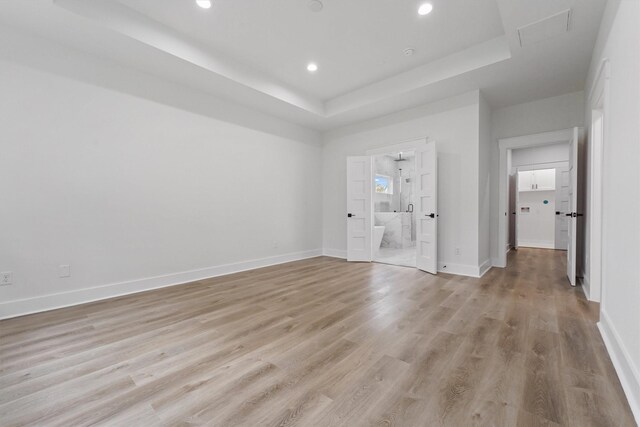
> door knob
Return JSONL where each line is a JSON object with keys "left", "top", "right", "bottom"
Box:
{"left": 426, "top": 213, "right": 435, "bottom": 218}
{"left": 347, "top": 213, "right": 355, "bottom": 218}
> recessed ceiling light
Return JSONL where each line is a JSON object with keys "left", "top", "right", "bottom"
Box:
{"left": 418, "top": 3, "right": 433, "bottom": 15}
{"left": 196, "top": 0, "right": 212, "bottom": 9}
{"left": 307, "top": 63, "right": 318, "bottom": 72}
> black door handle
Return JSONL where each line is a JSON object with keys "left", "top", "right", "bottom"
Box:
{"left": 566, "top": 213, "right": 572, "bottom": 217}
{"left": 556, "top": 211, "right": 560, "bottom": 215}
{"left": 512, "top": 212, "right": 516, "bottom": 215}
{"left": 426, "top": 213, "right": 435, "bottom": 218}
{"left": 347, "top": 213, "right": 355, "bottom": 218}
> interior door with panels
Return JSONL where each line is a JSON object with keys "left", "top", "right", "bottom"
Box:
{"left": 555, "top": 165, "right": 570, "bottom": 250}
{"left": 415, "top": 141, "right": 438, "bottom": 274}
{"left": 566, "top": 128, "right": 579, "bottom": 285}
{"left": 346, "top": 156, "right": 372, "bottom": 262}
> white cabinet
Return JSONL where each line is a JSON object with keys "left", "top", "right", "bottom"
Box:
{"left": 518, "top": 169, "right": 556, "bottom": 192}
{"left": 518, "top": 171, "right": 535, "bottom": 192}
{"left": 534, "top": 169, "right": 556, "bottom": 191}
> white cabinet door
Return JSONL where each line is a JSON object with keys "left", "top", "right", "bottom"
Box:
{"left": 518, "top": 170, "right": 534, "bottom": 191}
{"left": 415, "top": 141, "right": 438, "bottom": 274}
{"left": 346, "top": 156, "right": 372, "bottom": 262}
{"left": 535, "top": 169, "right": 556, "bottom": 191}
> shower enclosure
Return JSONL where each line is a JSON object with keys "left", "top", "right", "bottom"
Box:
{"left": 372, "top": 152, "right": 417, "bottom": 267}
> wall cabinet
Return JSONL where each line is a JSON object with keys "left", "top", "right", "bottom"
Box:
{"left": 518, "top": 169, "right": 556, "bottom": 192}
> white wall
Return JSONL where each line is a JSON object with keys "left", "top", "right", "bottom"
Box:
{"left": 489, "top": 91, "right": 585, "bottom": 264}
{"left": 517, "top": 190, "right": 556, "bottom": 249}
{"left": 0, "top": 60, "right": 323, "bottom": 318}
{"left": 511, "top": 144, "right": 569, "bottom": 167}
{"left": 322, "top": 91, "right": 484, "bottom": 277}
{"left": 585, "top": 0, "right": 640, "bottom": 421}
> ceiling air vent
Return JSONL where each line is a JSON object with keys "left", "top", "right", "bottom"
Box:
{"left": 517, "top": 9, "right": 572, "bottom": 47}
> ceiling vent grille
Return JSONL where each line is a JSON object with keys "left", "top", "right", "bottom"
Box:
{"left": 517, "top": 9, "right": 572, "bottom": 47}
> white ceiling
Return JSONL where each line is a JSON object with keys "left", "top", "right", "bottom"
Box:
{"left": 118, "top": 0, "right": 506, "bottom": 100}
{"left": 0, "top": 0, "right": 606, "bottom": 131}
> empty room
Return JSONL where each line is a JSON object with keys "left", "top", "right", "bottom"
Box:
{"left": 1, "top": 0, "right": 639, "bottom": 426}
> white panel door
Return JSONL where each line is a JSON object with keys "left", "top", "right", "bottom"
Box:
{"left": 566, "top": 128, "right": 579, "bottom": 285}
{"left": 555, "top": 165, "right": 570, "bottom": 250}
{"left": 346, "top": 156, "right": 372, "bottom": 262}
{"left": 415, "top": 141, "right": 437, "bottom": 274}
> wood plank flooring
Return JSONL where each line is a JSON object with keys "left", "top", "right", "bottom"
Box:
{"left": 0, "top": 248, "right": 636, "bottom": 426}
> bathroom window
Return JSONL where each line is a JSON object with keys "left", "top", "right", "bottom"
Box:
{"left": 375, "top": 174, "right": 393, "bottom": 194}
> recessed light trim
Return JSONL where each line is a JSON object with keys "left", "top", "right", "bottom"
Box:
{"left": 307, "top": 63, "right": 318, "bottom": 72}
{"left": 418, "top": 3, "right": 433, "bottom": 15}
{"left": 196, "top": 0, "right": 212, "bottom": 9}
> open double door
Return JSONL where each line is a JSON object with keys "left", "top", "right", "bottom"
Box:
{"left": 345, "top": 141, "right": 438, "bottom": 274}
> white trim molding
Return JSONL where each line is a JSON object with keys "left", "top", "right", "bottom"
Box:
{"left": 322, "top": 248, "right": 347, "bottom": 259}
{"left": 496, "top": 128, "right": 575, "bottom": 268}
{"left": 598, "top": 311, "right": 640, "bottom": 424}
{"left": 587, "top": 58, "right": 610, "bottom": 304}
{"left": 517, "top": 241, "right": 555, "bottom": 250}
{"left": 478, "top": 259, "right": 493, "bottom": 278}
{"left": 323, "top": 248, "right": 490, "bottom": 279}
{"left": 438, "top": 261, "right": 492, "bottom": 278}
{"left": 0, "top": 249, "right": 323, "bottom": 320}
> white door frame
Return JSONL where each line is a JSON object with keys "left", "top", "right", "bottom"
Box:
{"left": 513, "top": 162, "right": 569, "bottom": 250}
{"left": 586, "top": 58, "right": 609, "bottom": 303}
{"left": 497, "top": 129, "right": 574, "bottom": 268}
{"left": 366, "top": 137, "right": 429, "bottom": 266}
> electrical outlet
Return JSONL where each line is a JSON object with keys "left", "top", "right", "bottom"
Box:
{"left": 0, "top": 271, "right": 12, "bottom": 286}
{"left": 59, "top": 265, "right": 71, "bottom": 278}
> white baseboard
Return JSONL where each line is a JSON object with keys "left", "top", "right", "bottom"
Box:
{"left": 0, "top": 249, "right": 323, "bottom": 320}
{"left": 437, "top": 261, "right": 486, "bottom": 278}
{"left": 492, "top": 257, "right": 506, "bottom": 268}
{"left": 598, "top": 311, "right": 640, "bottom": 425}
{"left": 322, "top": 248, "right": 347, "bottom": 259}
{"left": 517, "top": 240, "right": 555, "bottom": 249}
{"left": 478, "top": 259, "right": 492, "bottom": 278}
{"left": 581, "top": 275, "right": 591, "bottom": 301}
{"left": 322, "top": 248, "right": 486, "bottom": 279}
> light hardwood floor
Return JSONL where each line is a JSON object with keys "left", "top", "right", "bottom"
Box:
{"left": 0, "top": 248, "right": 636, "bottom": 426}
